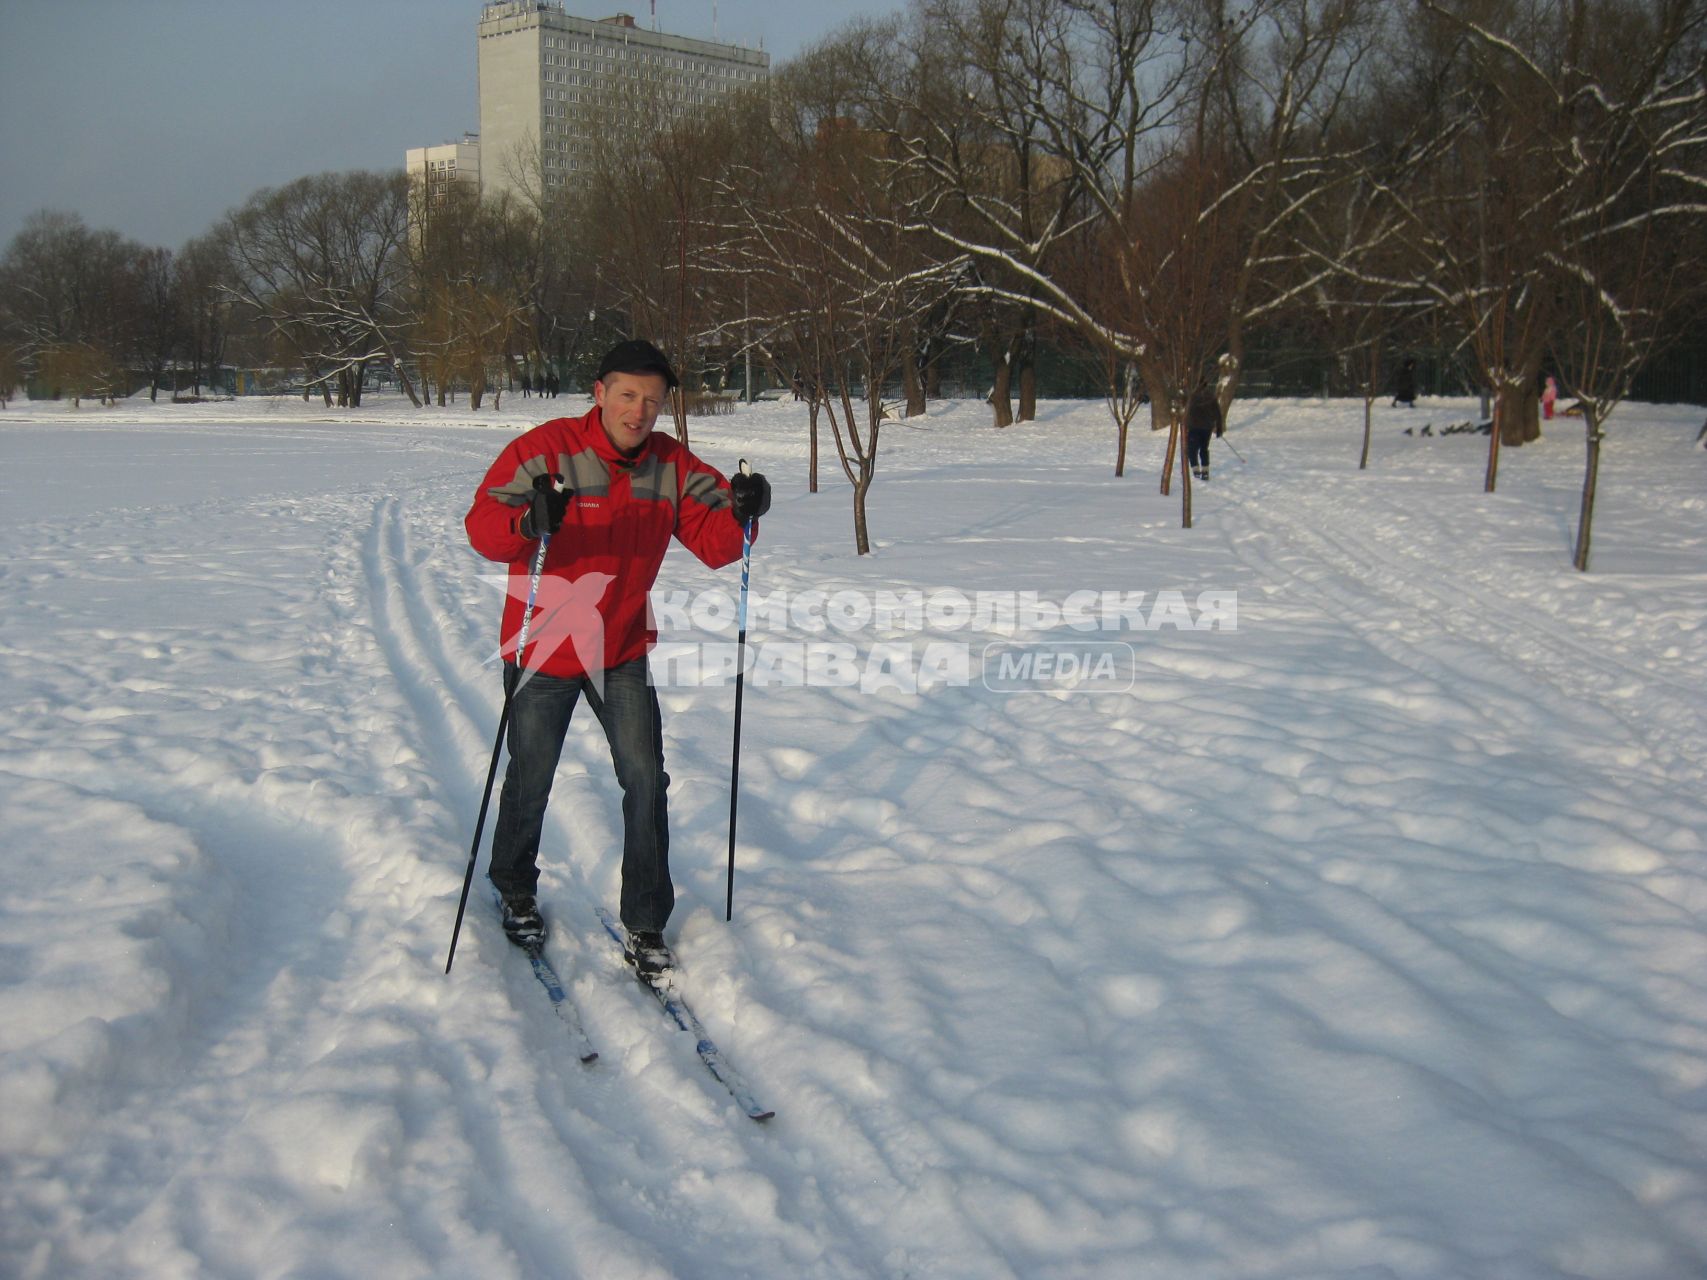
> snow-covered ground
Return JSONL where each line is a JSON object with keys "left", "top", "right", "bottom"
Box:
{"left": 2, "top": 391, "right": 1704, "bottom": 1280}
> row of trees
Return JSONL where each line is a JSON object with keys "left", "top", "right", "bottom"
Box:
{"left": 600, "top": 0, "right": 1707, "bottom": 560}
{"left": 3, "top": 0, "right": 1703, "bottom": 564}
{"left": 0, "top": 211, "right": 225, "bottom": 407}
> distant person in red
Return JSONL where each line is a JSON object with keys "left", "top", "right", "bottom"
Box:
{"left": 464, "top": 339, "right": 771, "bottom": 976}
{"left": 1542, "top": 375, "right": 1558, "bottom": 420}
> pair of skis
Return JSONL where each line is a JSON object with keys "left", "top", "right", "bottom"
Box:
{"left": 506, "top": 898, "right": 773, "bottom": 1122}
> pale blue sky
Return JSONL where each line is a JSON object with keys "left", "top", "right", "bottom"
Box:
{"left": 0, "top": 0, "right": 900, "bottom": 252}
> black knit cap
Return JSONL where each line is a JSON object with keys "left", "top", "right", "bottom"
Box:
{"left": 596, "top": 338, "right": 678, "bottom": 390}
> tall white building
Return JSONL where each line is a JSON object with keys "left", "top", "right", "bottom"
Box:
{"left": 477, "top": 2, "right": 769, "bottom": 200}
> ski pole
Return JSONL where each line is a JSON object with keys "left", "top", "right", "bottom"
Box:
{"left": 1222, "top": 435, "right": 1247, "bottom": 464}
{"left": 725, "top": 460, "right": 755, "bottom": 923}
{"left": 446, "top": 476, "right": 558, "bottom": 974}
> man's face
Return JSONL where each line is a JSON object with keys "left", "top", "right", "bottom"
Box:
{"left": 594, "top": 371, "right": 669, "bottom": 454}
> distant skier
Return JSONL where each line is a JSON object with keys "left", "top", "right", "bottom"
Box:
{"left": 1391, "top": 357, "right": 1417, "bottom": 408}
{"left": 464, "top": 339, "right": 771, "bottom": 975}
{"left": 1542, "top": 375, "right": 1558, "bottom": 420}
{"left": 1185, "top": 379, "right": 1224, "bottom": 481}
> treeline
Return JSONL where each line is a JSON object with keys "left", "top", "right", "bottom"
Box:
{"left": 2, "top": 0, "right": 1703, "bottom": 560}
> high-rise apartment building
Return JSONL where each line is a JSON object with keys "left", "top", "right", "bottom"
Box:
{"left": 477, "top": 2, "right": 769, "bottom": 201}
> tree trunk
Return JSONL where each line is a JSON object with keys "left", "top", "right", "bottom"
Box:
{"left": 1573, "top": 410, "right": 1605, "bottom": 571}
{"left": 1180, "top": 423, "right": 1194, "bottom": 530}
{"left": 853, "top": 469, "right": 872, "bottom": 556}
{"left": 1497, "top": 379, "right": 1532, "bottom": 447}
{"left": 1360, "top": 340, "right": 1381, "bottom": 471}
{"left": 1485, "top": 394, "right": 1502, "bottom": 492}
{"left": 395, "top": 363, "right": 422, "bottom": 409}
{"left": 902, "top": 348, "right": 926, "bottom": 418}
{"left": 1215, "top": 351, "right": 1241, "bottom": 422}
{"left": 1014, "top": 317, "right": 1037, "bottom": 423}
{"left": 808, "top": 396, "right": 821, "bottom": 494}
{"left": 671, "top": 387, "right": 690, "bottom": 448}
{"left": 1115, "top": 416, "right": 1130, "bottom": 477}
{"left": 1018, "top": 362, "right": 1037, "bottom": 424}
{"left": 1520, "top": 381, "right": 1542, "bottom": 443}
{"left": 989, "top": 353, "right": 1014, "bottom": 428}
{"left": 1160, "top": 416, "right": 1180, "bottom": 496}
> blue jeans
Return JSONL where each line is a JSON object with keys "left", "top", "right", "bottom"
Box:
{"left": 488, "top": 657, "right": 673, "bottom": 932}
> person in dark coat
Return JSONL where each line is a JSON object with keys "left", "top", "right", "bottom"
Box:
{"left": 1185, "top": 380, "right": 1224, "bottom": 481}
{"left": 1391, "top": 357, "right": 1417, "bottom": 408}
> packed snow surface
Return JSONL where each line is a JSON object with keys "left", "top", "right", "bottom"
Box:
{"left": 2, "top": 392, "right": 1704, "bottom": 1279}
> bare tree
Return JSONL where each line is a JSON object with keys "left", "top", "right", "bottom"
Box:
{"left": 896, "top": 0, "right": 1194, "bottom": 423}
{"left": 408, "top": 180, "right": 541, "bottom": 409}
{"left": 175, "top": 232, "right": 233, "bottom": 396}
{"left": 577, "top": 74, "right": 761, "bottom": 444}
{"left": 1184, "top": 0, "right": 1388, "bottom": 414}
{"left": 1402, "top": 0, "right": 1707, "bottom": 500}
{"left": 128, "top": 246, "right": 183, "bottom": 402}
{"left": 39, "top": 342, "right": 125, "bottom": 408}
{"left": 717, "top": 29, "right": 959, "bottom": 554}
{"left": 0, "top": 210, "right": 143, "bottom": 390}
{"left": 1067, "top": 135, "right": 1246, "bottom": 522}
{"left": 1532, "top": 0, "right": 1707, "bottom": 568}
{"left": 221, "top": 171, "right": 413, "bottom": 406}
{"left": 0, "top": 343, "right": 23, "bottom": 407}
{"left": 1294, "top": 162, "right": 1436, "bottom": 468}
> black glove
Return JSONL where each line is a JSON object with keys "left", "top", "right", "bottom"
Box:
{"left": 519, "top": 473, "right": 569, "bottom": 540}
{"left": 729, "top": 470, "right": 771, "bottom": 523}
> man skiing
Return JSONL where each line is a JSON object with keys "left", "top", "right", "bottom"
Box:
{"left": 464, "top": 338, "right": 771, "bottom": 977}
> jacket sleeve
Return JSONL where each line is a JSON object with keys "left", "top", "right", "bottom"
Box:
{"left": 465, "top": 431, "right": 557, "bottom": 564}
{"left": 672, "top": 451, "right": 752, "bottom": 569}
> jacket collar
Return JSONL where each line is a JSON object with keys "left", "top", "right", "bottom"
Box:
{"left": 580, "top": 406, "right": 656, "bottom": 471}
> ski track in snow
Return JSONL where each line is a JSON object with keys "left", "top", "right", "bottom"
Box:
{"left": 1, "top": 400, "right": 1705, "bottom": 1279}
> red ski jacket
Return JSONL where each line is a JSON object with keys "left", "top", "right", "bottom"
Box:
{"left": 465, "top": 408, "right": 752, "bottom": 679}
